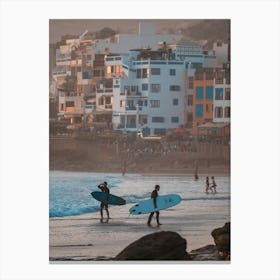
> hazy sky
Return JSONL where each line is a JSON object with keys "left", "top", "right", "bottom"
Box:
{"left": 49, "top": 19, "right": 201, "bottom": 44}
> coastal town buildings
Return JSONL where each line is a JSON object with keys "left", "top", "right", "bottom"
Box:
{"left": 192, "top": 66, "right": 230, "bottom": 138}
{"left": 50, "top": 22, "right": 230, "bottom": 137}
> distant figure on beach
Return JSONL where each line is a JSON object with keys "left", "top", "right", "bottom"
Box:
{"left": 210, "top": 176, "right": 217, "bottom": 193}
{"left": 147, "top": 185, "right": 162, "bottom": 226}
{"left": 194, "top": 162, "right": 199, "bottom": 180}
{"left": 98, "top": 181, "right": 110, "bottom": 222}
{"left": 205, "top": 176, "right": 210, "bottom": 193}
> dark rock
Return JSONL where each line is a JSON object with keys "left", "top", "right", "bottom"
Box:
{"left": 114, "top": 231, "right": 191, "bottom": 260}
{"left": 190, "top": 244, "right": 217, "bottom": 254}
{"left": 211, "top": 222, "right": 230, "bottom": 260}
{"left": 190, "top": 245, "right": 219, "bottom": 261}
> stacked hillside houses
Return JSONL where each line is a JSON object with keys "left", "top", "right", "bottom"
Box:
{"left": 50, "top": 22, "right": 230, "bottom": 137}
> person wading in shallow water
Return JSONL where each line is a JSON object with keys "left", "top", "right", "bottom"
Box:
{"left": 210, "top": 176, "right": 217, "bottom": 194}
{"left": 205, "top": 176, "right": 210, "bottom": 194}
{"left": 98, "top": 181, "right": 110, "bottom": 222}
{"left": 147, "top": 185, "right": 162, "bottom": 226}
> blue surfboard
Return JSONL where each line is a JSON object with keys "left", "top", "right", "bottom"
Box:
{"left": 91, "top": 191, "right": 126, "bottom": 205}
{"left": 129, "top": 194, "right": 181, "bottom": 215}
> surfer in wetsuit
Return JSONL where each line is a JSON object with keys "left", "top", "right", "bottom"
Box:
{"left": 98, "top": 181, "right": 110, "bottom": 222}
{"left": 147, "top": 185, "right": 162, "bottom": 226}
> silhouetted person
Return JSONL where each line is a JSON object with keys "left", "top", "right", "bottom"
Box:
{"left": 210, "top": 176, "right": 217, "bottom": 193}
{"left": 147, "top": 185, "right": 162, "bottom": 226}
{"left": 205, "top": 176, "right": 210, "bottom": 193}
{"left": 98, "top": 181, "right": 110, "bottom": 222}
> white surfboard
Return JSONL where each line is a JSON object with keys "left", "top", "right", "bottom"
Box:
{"left": 129, "top": 194, "right": 181, "bottom": 215}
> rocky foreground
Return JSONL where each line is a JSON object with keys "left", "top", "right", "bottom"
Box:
{"left": 114, "top": 222, "right": 230, "bottom": 261}
{"left": 50, "top": 222, "right": 230, "bottom": 262}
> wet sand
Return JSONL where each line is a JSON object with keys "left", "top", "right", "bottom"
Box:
{"left": 49, "top": 197, "right": 229, "bottom": 261}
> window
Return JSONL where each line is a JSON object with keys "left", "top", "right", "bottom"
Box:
{"left": 173, "top": 98, "right": 179, "bottom": 106}
{"left": 215, "top": 88, "right": 223, "bottom": 100}
{"left": 60, "top": 104, "right": 64, "bottom": 111}
{"left": 224, "top": 106, "right": 230, "bottom": 118}
{"left": 188, "top": 77, "right": 193, "bottom": 89}
{"left": 151, "top": 68, "right": 161, "bottom": 75}
{"left": 150, "top": 100, "right": 160, "bottom": 108}
{"left": 130, "top": 85, "right": 137, "bottom": 93}
{"left": 136, "top": 69, "right": 141, "bottom": 78}
{"left": 124, "top": 86, "right": 130, "bottom": 95}
{"left": 195, "top": 87, "right": 204, "bottom": 99}
{"left": 169, "top": 69, "right": 176, "bottom": 76}
{"left": 151, "top": 84, "right": 161, "bottom": 93}
{"left": 127, "top": 100, "right": 134, "bottom": 107}
{"left": 187, "top": 95, "right": 193, "bottom": 106}
{"left": 206, "top": 86, "right": 213, "bottom": 99}
{"left": 169, "top": 85, "right": 181, "bottom": 91}
{"left": 152, "top": 117, "right": 164, "bottom": 123}
{"left": 195, "top": 104, "right": 203, "bottom": 118}
{"left": 136, "top": 68, "right": 149, "bottom": 79}
{"left": 215, "top": 107, "right": 223, "bottom": 118}
{"left": 171, "top": 116, "right": 179, "bottom": 123}
{"left": 225, "top": 88, "right": 230, "bottom": 100}
{"left": 66, "top": 101, "right": 74, "bottom": 107}
{"left": 142, "top": 84, "right": 148, "bottom": 91}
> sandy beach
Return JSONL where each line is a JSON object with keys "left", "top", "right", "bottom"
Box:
{"left": 49, "top": 172, "right": 230, "bottom": 261}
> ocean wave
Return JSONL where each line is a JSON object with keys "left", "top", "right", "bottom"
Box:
{"left": 49, "top": 205, "right": 100, "bottom": 218}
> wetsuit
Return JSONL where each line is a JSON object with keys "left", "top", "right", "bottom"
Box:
{"left": 98, "top": 184, "right": 110, "bottom": 209}
{"left": 147, "top": 189, "right": 160, "bottom": 225}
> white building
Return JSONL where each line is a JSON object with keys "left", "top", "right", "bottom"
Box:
{"left": 213, "top": 41, "right": 229, "bottom": 66}
{"left": 213, "top": 70, "right": 230, "bottom": 123}
{"left": 109, "top": 50, "right": 186, "bottom": 135}
{"left": 169, "top": 42, "right": 217, "bottom": 68}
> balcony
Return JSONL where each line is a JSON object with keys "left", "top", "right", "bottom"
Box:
{"left": 96, "top": 88, "right": 113, "bottom": 95}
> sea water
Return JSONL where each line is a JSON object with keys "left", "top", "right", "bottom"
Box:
{"left": 49, "top": 171, "right": 230, "bottom": 218}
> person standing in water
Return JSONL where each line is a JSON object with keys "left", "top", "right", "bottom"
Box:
{"left": 147, "top": 185, "right": 162, "bottom": 226}
{"left": 98, "top": 181, "right": 110, "bottom": 222}
{"left": 210, "top": 176, "right": 217, "bottom": 193}
{"left": 205, "top": 176, "right": 210, "bottom": 193}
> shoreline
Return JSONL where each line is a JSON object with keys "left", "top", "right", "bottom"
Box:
{"left": 49, "top": 166, "right": 230, "bottom": 176}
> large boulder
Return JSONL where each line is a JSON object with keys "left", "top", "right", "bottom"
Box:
{"left": 211, "top": 222, "right": 230, "bottom": 260}
{"left": 114, "top": 231, "right": 191, "bottom": 260}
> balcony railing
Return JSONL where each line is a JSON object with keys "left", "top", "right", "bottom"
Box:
{"left": 105, "top": 104, "right": 112, "bottom": 109}
{"left": 96, "top": 88, "right": 113, "bottom": 94}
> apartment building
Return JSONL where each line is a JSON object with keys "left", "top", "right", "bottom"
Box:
{"left": 110, "top": 48, "right": 186, "bottom": 136}
{"left": 192, "top": 66, "right": 230, "bottom": 138}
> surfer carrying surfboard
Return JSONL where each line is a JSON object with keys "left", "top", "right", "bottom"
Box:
{"left": 147, "top": 185, "right": 162, "bottom": 226}
{"left": 97, "top": 181, "right": 110, "bottom": 221}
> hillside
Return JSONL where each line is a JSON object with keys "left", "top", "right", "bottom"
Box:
{"left": 181, "top": 19, "right": 230, "bottom": 49}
